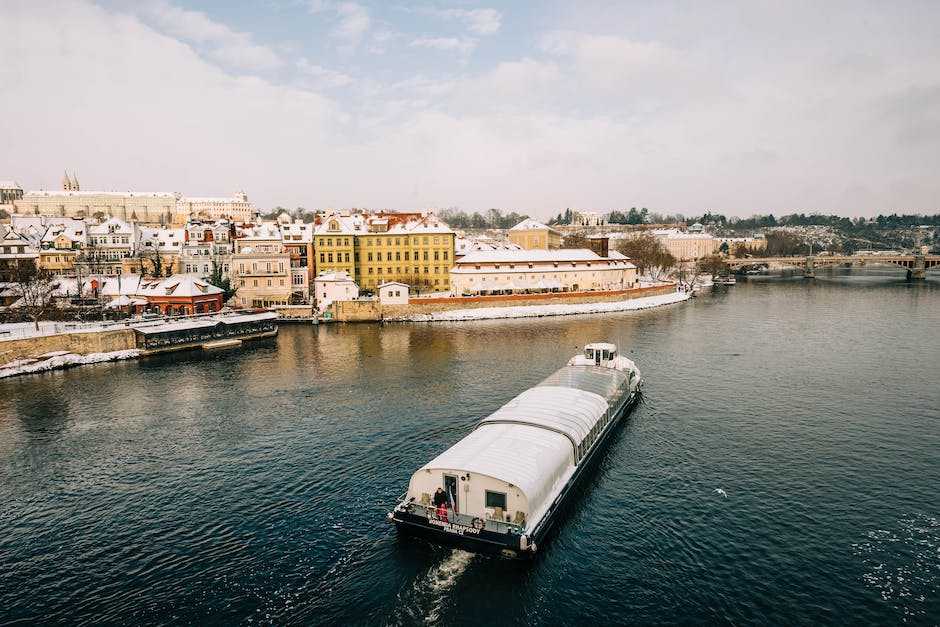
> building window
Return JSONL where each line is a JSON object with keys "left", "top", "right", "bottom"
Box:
{"left": 344, "top": 253, "right": 350, "bottom": 262}
{"left": 320, "top": 253, "right": 325, "bottom": 263}
{"left": 368, "top": 252, "right": 373, "bottom": 261}
{"left": 434, "top": 251, "right": 439, "bottom": 260}
{"left": 423, "top": 251, "right": 429, "bottom": 261}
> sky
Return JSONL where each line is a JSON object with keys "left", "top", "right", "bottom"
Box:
{"left": 1, "top": 0, "right": 939, "bottom": 220}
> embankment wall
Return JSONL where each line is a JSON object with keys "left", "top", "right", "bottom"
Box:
{"left": 0, "top": 329, "right": 137, "bottom": 363}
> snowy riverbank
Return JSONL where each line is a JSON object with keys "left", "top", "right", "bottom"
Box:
{"left": 390, "top": 291, "right": 691, "bottom": 322}
{"left": 0, "top": 349, "right": 141, "bottom": 379}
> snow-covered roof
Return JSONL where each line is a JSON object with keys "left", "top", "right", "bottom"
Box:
{"left": 456, "top": 248, "right": 606, "bottom": 265}
{"left": 377, "top": 281, "right": 409, "bottom": 289}
{"left": 0, "top": 180, "right": 23, "bottom": 189}
{"left": 509, "top": 218, "right": 558, "bottom": 233}
{"left": 314, "top": 271, "right": 356, "bottom": 283}
{"left": 136, "top": 275, "right": 223, "bottom": 297}
{"left": 139, "top": 227, "right": 184, "bottom": 249}
{"left": 25, "top": 190, "right": 177, "bottom": 198}
{"left": 179, "top": 196, "right": 249, "bottom": 203}
{"left": 100, "top": 275, "right": 142, "bottom": 297}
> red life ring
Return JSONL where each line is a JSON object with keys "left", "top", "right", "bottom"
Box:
{"left": 471, "top": 517, "right": 485, "bottom": 530}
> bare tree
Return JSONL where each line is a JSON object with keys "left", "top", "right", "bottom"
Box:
{"left": 561, "top": 232, "right": 591, "bottom": 249}
{"left": 615, "top": 233, "right": 676, "bottom": 281}
{"left": 12, "top": 264, "right": 58, "bottom": 330}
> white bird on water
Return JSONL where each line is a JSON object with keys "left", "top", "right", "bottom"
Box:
{"left": 714, "top": 488, "right": 728, "bottom": 498}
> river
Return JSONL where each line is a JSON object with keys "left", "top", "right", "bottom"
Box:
{"left": 1, "top": 267, "right": 938, "bottom": 625}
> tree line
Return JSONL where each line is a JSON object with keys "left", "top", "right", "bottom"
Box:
{"left": 436, "top": 208, "right": 530, "bottom": 230}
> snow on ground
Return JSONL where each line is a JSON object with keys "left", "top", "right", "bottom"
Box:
{"left": 390, "top": 291, "right": 691, "bottom": 322}
{"left": 0, "top": 349, "right": 141, "bottom": 379}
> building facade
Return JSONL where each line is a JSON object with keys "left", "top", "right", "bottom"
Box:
{"left": 177, "top": 191, "right": 252, "bottom": 224}
{"left": 449, "top": 249, "right": 637, "bottom": 295}
{"left": 15, "top": 190, "right": 178, "bottom": 225}
{"left": 507, "top": 219, "right": 562, "bottom": 250}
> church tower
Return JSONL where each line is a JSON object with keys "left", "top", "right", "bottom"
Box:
{"left": 62, "top": 171, "right": 72, "bottom": 190}
{"left": 71, "top": 173, "right": 79, "bottom": 191}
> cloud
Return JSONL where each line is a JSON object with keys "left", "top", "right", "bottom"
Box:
{"left": 438, "top": 8, "right": 502, "bottom": 35}
{"left": 332, "top": 2, "right": 371, "bottom": 43}
{"left": 142, "top": 0, "right": 283, "bottom": 72}
{"left": 409, "top": 37, "right": 476, "bottom": 53}
{"left": 296, "top": 58, "right": 354, "bottom": 87}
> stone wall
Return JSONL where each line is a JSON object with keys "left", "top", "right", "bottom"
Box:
{"left": 0, "top": 329, "right": 137, "bottom": 364}
{"left": 330, "top": 299, "right": 382, "bottom": 322}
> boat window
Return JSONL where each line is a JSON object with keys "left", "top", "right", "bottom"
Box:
{"left": 485, "top": 490, "right": 507, "bottom": 510}
{"left": 585, "top": 348, "right": 594, "bottom": 360}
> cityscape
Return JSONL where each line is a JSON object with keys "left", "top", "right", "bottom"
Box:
{"left": 2, "top": 1, "right": 939, "bottom": 625}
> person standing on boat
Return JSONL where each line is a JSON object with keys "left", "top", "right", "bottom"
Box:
{"left": 433, "top": 487, "right": 447, "bottom": 508}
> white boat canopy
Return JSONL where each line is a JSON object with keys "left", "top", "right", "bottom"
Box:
{"left": 417, "top": 385, "right": 609, "bottom": 518}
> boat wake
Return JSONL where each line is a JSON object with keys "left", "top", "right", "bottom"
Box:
{"left": 390, "top": 549, "right": 475, "bottom": 625}
{"left": 852, "top": 513, "right": 940, "bottom": 623}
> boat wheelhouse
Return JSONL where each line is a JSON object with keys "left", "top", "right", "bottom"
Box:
{"left": 388, "top": 343, "right": 641, "bottom": 558}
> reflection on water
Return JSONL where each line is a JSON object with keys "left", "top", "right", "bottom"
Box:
{"left": 1, "top": 271, "right": 938, "bottom": 624}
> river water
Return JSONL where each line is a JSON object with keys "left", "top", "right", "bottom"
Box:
{"left": 1, "top": 268, "right": 938, "bottom": 625}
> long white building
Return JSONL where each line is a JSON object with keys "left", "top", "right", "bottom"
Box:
{"left": 449, "top": 248, "right": 637, "bottom": 295}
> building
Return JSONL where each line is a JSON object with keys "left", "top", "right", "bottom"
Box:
{"left": 312, "top": 211, "right": 357, "bottom": 277}
{"left": 719, "top": 236, "right": 766, "bottom": 257}
{"left": 449, "top": 248, "right": 637, "bottom": 295}
{"left": 101, "top": 274, "right": 224, "bottom": 315}
{"left": 77, "top": 217, "right": 138, "bottom": 275}
{"left": 37, "top": 220, "right": 86, "bottom": 275}
{"left": 313, "top": 270, "right": 359, "bottom": 313}
{"left": 616, "top": 229, "right": 721, "bottom": 262}
{"left": 179, "top": 221, "right": 233, "bottom": 279}
{"left": 279, "top": 221, "right": 314, "bottom": 301}
{"left": 507, "top": 219, "right": 562, "bottom": 250}
{"left": 573, "top": 211, "right": 603, "bottom": 227}
{"left": 0, "top": 180, "right": 24, "bottom": 213}
{"left": 377, "top": 281, "right": 409, "bottom": 305}
{"left": 313, "top": 210, "right": 457, "bottom": 293}
{"left": 233, "top": 221, "right": 293, "bottom": 307}
{"left": 15, "top": 188, "right": 178, "bottom": 225}
{"left": 0, "top": 228, "right": 38, "bottom": 281}
{"left": 177, "top": 191, "right": 252, "bottom": 224}
{"left": 122, "top": 226, "right": 184, "bottom": 277}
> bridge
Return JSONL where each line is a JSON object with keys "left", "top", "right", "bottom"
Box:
{"left": 725, "top": 254, "right": 940, "bottom": 279}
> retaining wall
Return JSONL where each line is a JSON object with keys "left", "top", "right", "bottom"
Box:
{"left": 0, "top": 329, "right": 137, "bottom": 364}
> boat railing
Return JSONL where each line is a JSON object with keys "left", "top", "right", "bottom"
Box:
{"left": 400, "top": 499, "right": 526, "bottom": 535}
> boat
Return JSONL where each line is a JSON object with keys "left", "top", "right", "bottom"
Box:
{"left": 387, "top": 342, "right": 642, "bottom": 558}
{"left": 713, "top": 275, "right": 736, "bottom": 285}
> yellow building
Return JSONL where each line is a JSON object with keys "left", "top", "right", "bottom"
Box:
{"left": 313, "top": 210, "right": 456, "bottom": 293}
{"left": 313, "top": 212, "right": 357, "bottom": 277}
{"left": 507, "top": 218, "right": 562, "bottom": 250}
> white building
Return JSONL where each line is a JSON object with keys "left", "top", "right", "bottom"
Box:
{"left": 313, "top": 270, "right": 359, "bottom": 313}
{"left": 450, "top": 248, "right": 637, "bottom": 295}
{"left": 377, "top": 281, "right": 409, "bottom": 305}
{"left": 177, "top": 191, "right": 252, "bottom": 223}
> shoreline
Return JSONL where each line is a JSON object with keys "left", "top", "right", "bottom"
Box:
{"left": 388, "top": 291, "right": 691, "bottom": 322}
{"left": 0, "top": 349, "right": 141, "bottom": 379}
